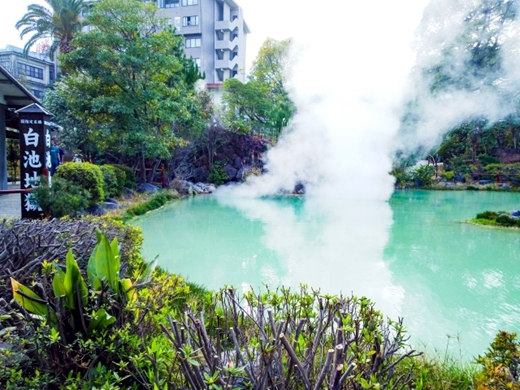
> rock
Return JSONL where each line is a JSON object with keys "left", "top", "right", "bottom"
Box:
{"left": 479, "top": 180, "right": 493, "bottom": 185}
{"left": 103, "top": 202, "right": 120, "bottom": 210}
{"left": 191, "top": 167, "right": 209, "bottom": 183}
{"left": 105, "top": 197, "right": 118, "bottom": 204}
{"left": 223, "top": 164, "right": 238, "bottom": 181}
{"left": 503, "top": 185, "right": 511, "bottom": 191}
{"left": 236, "top": 165, "right": 252, "bottom": 181}
{"left": 207, "top": 184, "right": 217, "bottom": 193}
{"left": 294, "top": 182, "right": 306, "bottom": 194}
{"left": 233, "top": 157, "right": 243, "bottom": 169}
{"left": 444, "top": 182, "right": 456, "bottom": 187}
{"left": 87, "top": 204, "right": 106, "bottom": 216}
{"left": 510, "top": 210, "right": 520, "bottom": 217}
{"left": 455, "top": 173, "right": 465, "bottom": 183}
{"left": 191, "top": 184, "right": 206, "bottom": 194}
{"left": 123, "top": 187, "right": 135, "bottom": 199}
{"left": 137, "top": 183, "right": 159, "bottom": 193}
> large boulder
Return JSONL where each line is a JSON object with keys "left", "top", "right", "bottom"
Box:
{"left": 137, "top": 183, "right": 159, "bottom": 193}
{"left": 191, "top": 167, "right": 209, "bottom": 183}
{"left": 233, "top": 156, "right": 243, "bottom": 169}
{"left": 223, "top": 164, "right": 238, "bottom": 181}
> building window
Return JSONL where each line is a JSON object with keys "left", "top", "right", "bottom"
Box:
{"left": 32, "top": 90, "right": 44, "bottom": 99}
{"left": 18, "top": 63, "right": 44, "bottom": 79}
{"left": 193, "top": 58, "right": 201, "bottom": 68}
{"left": 182, "top": 16, "right": 198, "bottom": 26}
{"left": 165, "top": 0, "right": 179, "bottom": 7}
{"left": 182, "top": 0, "right": 198, "bottom": 6}
{"left": 185, "top": 38, "right": 201, "bottom": 48}
{"left": 174, "top": 17, "right": 181, "bottom": 29}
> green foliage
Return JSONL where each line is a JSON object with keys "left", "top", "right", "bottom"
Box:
{"left": 222, "top": 38, "right": 295, "bottom": 137}
{"left": 55, "top": 162, "right": 105, "bottom": 204}
{"left": 15, "top": 0, "right": 87, "bottom": 59}
{"left": 476, "top": 211, "right": 499, "bottom": 220}
{"left": 207, "top": 161, "right": 228, "bottom": 185}
{"left": 56, "top": 0, "right": 204, "bottom": 182}
{"left": 161, "top": 285, "right": 418, "bottom": 389}
{"left": 31, "top": 176, "right": 91, "bottom": 217}
{"left": 99, "top": 165, "right": 119, "bottom": 198}
{"left": 412, "top": 164, "right": 436, "bottom": 186}
{"left": 123, "top": 190, "right": 179, "bottom": 220}
{"left": 475, "top": 331, "right": 520, "bottom": 389}
{"left": 3, "top": 231, "right": 158, "bottom": 387}
{"left": 484, "top": 162, "right": 520, "bottom": 178}
{"left": 110, "top": 164, "right": 137, "bottom": 189}
{"left": 441, "top": 171, "right": 455, "bottom": 181}
{"left": 391, "top": 166, "right": 412, "bottom": 187}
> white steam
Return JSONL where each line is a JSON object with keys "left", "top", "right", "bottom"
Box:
{"left": 219, "top": 0, "right": 428, "bottom": 200}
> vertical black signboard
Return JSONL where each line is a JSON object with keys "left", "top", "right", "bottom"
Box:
{"left": 17, "top": 104, "right": 52, "bottom": 219}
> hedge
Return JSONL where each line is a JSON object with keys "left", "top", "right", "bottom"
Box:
{"left": 55, "top": 162, "right": 104, "bottom": 205}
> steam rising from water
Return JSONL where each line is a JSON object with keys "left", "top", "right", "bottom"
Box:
{"left": 222, "top": 0, "right": 520, "bottom": 199}
{"left": 221, "top": 0, "right": 428, "bottom": 200}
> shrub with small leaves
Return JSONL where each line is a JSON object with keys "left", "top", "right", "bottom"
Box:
{"left": 55, "top": 162, "right": 104, "bottom": 205}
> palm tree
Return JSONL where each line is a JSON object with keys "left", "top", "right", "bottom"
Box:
{"left": 16, "top": 0, "right": 87, "bottom": 59}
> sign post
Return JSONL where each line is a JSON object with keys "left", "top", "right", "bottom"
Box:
{"left": 16, "top": 104, "right": 53, "bottom": 219}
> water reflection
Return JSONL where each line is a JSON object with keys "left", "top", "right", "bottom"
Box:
{"left": 215, "top": 195, "right": 402, "bottom": 318}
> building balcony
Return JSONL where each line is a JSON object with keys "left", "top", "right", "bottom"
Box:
{"left": 215, "top": 57, "right": 238, "bottom": 70}
{"left": 215, "top": 18, "right": 239, "bottom": 32}
{"left": 215, "top": 40, "right": 236, "bottom": 51}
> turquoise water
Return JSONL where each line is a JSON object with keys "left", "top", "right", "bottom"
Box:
{"left": 134, "top": 190, "right": 520, "bottom": 359}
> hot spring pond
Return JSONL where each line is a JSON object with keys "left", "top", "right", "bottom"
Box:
{"left": 133, "top": 190, "right": 520, "bottom": 359}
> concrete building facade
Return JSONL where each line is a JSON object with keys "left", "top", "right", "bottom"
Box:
{"left": 154, "top": 0, "right": 250, "bottom": 88}
{"left": 0, "top": 46, "right": 56, "bottom": 100}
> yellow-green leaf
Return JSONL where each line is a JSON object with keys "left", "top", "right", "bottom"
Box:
{"left": 11, "top": 278, "right": 48, "bottom": 317}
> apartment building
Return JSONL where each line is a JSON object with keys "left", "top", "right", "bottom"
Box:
{"left": 0, "top": 46, "right": 56, "bottom": 100}
{"left": 155, "top": 0, "right": 249, "bottom": 88}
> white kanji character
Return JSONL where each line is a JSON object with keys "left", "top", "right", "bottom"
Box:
{"left": 23, "top": 150, "right": 42, "bottom": 168}
{"left": 23, "top": 172, "right": 40, "bottom": 188}
{"left": 45, "top": 130, "right": 51, "bottom": 148}
{"left": 24, "top": 193, "right": 42, "bottom": 212}
{"left": 24, "top": 128, "right": 40, "bottom": 147}
{"left": 46, "top": 151, "right": 52, "bottom": 168}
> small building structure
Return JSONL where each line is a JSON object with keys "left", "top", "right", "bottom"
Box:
{"left": 0, "top": 45, "right": 56, "bottom": 100}
{"left": 0, "top": 64, "right": 41, "bottom": 191}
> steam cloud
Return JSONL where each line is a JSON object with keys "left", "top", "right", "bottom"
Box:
{"left": 221, "top": 0, "right": 520, "bottom": 199}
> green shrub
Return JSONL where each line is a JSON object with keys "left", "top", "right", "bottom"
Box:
{"left": 99, "top": 165, "right": 119, "bottom": 198}
{"left": 478, "top": 154, "right": 500, "bottom": 167}
{"left": 111, "top": 164, "right": 137, "bottom": 189}
{"left": 31, "top": 176, "right": 91, "bottom": 218}
{"left": 55, "top": 162, "right": 105, "bottom": 205}
{"left": 107, "top": 164, "right": 126, "bottom": 196}
{"left": 412, "top": 164, "right": 436, "bottom": 186}
{"left": 476, "top": 211, "right": 499, "bottom": 220}
{"left": 441, "top": 171, "right": 455, "bottom": 181}
{"left": 475, "top": 331, "right": 520, "bottom": 389}
{"left": 207, "top": 161, "right": 228, "bottom": 185}
{"left": 391, "top": 167, "right": 412, "bottom": 186}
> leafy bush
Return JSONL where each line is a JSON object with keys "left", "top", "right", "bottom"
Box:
{"left": 161, "top": 286, "right": 419, "bottom": 390}
{"left": 478, "top": 154, "right": 500, "bottom": 167}
{"left": 31, "top": 176, "right": 91, "bottom": 218}
{"left": 441, "top": 171, "right": 455, "bottom": 181}
{"left": 412, "top": 164, "right": 436, "bottom": 186}
{"left": 391, "top": 167, "right": 412, "bottom": 186}
{"left": 107, "top": 164, "right": 126, "bottom": 196}
{"left": 484, "top": 163, "right": 520, "bottom": 178}
{"left": 207, "top": 161, "right": 228, "bottom": 185}
{"left": 1, "top": 231, "right": 158, "bottom": 388}
{"left": 476, "top": 211, "right": 499, "bottom": 220}
{"left": 0, "top": 217, "right": 143, "bottom": 303}
{"left": 475, "top": 331, "right": 520, "bottom": 389}
{"left": 99, "top": 164, "right": 119, "bottom": 198}
{"left": 111, "top": 163, "right": 137, "bottom": 189}
{"left": 55, "top": 162, "right": 105, "bottom": 205}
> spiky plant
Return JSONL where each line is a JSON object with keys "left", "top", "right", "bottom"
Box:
{"left": 15, "top": 0, "right": 87, "bottom": 59}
